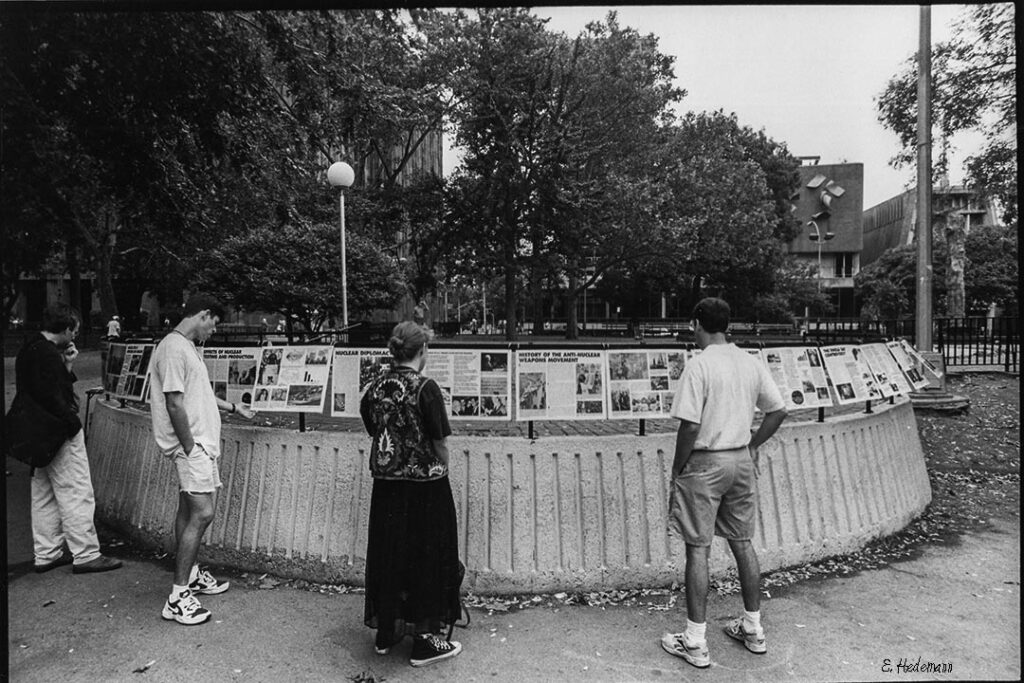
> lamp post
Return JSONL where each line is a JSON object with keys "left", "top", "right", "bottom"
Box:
{"left": 327, "top": 161, "right": 355, "bottom": 329}
{"left": 808, "top": 220, "right": 835, "bottom": 314}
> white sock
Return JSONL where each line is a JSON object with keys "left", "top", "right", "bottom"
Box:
{"left": 743, "top": 610, "right": 762, "bottom": 632}
{"left": 685, "top": 619, "right": 707, "bottom": 644}
{"left": 170, "top": 584, "right": 189, "bottom": 600}
{"left": 188, "top": 564, "right": 200, "bottom": 582}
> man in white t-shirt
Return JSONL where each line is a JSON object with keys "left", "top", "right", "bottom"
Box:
{"left": 660, "top": 298, "right": 787, "bottom": 669}
{"left": 149, "top": 294, "right": 255, "bottom": 625}
{"left": 106, "top": 316, "right": 121, "bottom": 338}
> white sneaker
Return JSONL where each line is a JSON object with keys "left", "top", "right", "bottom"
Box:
{"left": 189, "top": 566, "right": 230, "bottom": 595}
{"left": 723, "top": 617, "right": 767, "bottom": 654}
{"left": 161, "top": 589, "right": 211, "bottom": 625}
{"left": 661, "top": 631, "right": 710, "bottom": 668}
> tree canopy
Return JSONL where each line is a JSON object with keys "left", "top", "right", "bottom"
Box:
{"left": 876, "top": 3, "right": 1016, "bottom": 223}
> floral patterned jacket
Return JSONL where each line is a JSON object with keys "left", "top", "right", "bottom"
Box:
{"left": 361, "top": 368, "right": 448, "bottom": 481}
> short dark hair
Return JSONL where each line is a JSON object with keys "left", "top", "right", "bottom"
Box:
{"left": 182, "top": 294, "right": 226, "bottom": 321}
{"left": 42, "top": 303, "right": 81, "bottom": 334}
{"left": 692, "top": 297, "right": 730, "bottom": 334}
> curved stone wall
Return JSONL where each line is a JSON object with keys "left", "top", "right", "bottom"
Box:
{"left": 87, "top": 399, "right": 931, "bottom": 594}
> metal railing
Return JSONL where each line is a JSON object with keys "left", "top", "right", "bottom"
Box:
{"left": 935, "top": 316, "right": 1019, "bottom": 372}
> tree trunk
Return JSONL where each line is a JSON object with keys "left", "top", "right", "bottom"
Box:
{"left": 530, "top": 235, "right": 545, "bottom": 336}
{"left": 67, "top": 245, "right": 82, "bottom": 317}
{"left": 95, "top": 243, "right": 118, "bottom": 323}
{"left": 944, "top": 211, "right": 967, "bottom": 318}
{"left": 504, "top": 268, "right": 517, "bottom": 342}
{"left": 565, "top": 271, "right": 579, "bottom": 340}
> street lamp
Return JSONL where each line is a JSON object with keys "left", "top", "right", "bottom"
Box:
{"left": 327, "top": 161, "right": 355, "bottom": 328}
{"left": 807, "top": 220, "right": 835, "bottom": 315}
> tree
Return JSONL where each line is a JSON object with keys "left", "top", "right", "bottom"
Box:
{"left": 198, "top": 210, "right": 406, "bottom": 334}
{"left": 0, "top": 11, "right": 276, "bottom": 322}
{"left": 445, "top": 9, "right": 684, "bottom": 339}
{"left": 876, "top": 3, "right": 1015, "bottom": 221}
{"left": 963, "top": 222, "right": 1018, "bottom": 313}
{"left": 876, "top": 3, "right": 1015, "bottom": 323}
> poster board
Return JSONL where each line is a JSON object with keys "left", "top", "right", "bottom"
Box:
{"left": 898, "top": 339, "right": 944, "bottom": 380}
{"left": 202, "top": 347, "right": 260, "bottom": 405}
{"left": 858, "top": 343, "right": 913, "bottom": 397}
{"left": 424, "top": 349, "right": 513, "bottom": 420}
{"left": 762, "top": 346, "right": 834, "bottom": 410}
{"left": 886, "top": 341, "right": 931, "bottom": 391}
{"left": 251, "top": 345, "right": 332, "bottom": 413}
{"left": 607, "top": 348, "right": 688, "bottom": 418}
{"left": 104, "top": 342, "right": 153, "bottom": 401}
{"left": 820, "top": 345, "right": 885, "bottom": 405}
{"left": 329, "top": 347, "right": 391, "bottom": 417}
{"left": 515, "top": 349, "right": 607, "bottom": 421}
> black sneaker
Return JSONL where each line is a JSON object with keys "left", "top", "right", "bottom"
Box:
{"left": 409, "top": 634, "right": 462, "bottom": 667}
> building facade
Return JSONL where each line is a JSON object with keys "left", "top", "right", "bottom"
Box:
{"left": 861, "top": 183, "right": 1001, "bottom": 267}
{"left": 787, "top": 159, "right": 864, "bottom": 318}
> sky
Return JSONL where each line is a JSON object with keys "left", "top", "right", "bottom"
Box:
{"left": 442, "top": 4, "right": 984, "bottom": 209}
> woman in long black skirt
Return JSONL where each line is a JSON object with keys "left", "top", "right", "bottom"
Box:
{"left": 359, "top": 322, "right": 463, "bottom": 667}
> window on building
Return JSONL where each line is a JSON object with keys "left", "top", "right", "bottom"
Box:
{"left": 835, "top": 253, "right": 855, "bottom": 278}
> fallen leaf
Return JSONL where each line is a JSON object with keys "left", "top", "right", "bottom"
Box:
{"left": 133, "top": 660, "right": 156, "bottom": 674}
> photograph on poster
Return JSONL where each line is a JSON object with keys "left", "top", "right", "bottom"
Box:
{"left": 519, "top": 373, "right": 547, "bottom": 410}
{"left": 481, "top": 352, "right": 508, "bottom": 373}
{"left": 576, "top": 362, "right": 603, "bottom": 395}
{"left": 287, "top": 384, "right": 323, "bottom": 407}
{"left": 453, "top": 396, "right": 480, "bottom": 417}
{"left": 668, "top": 352, "right": 687, "bottom": 380}
{"left": 258, "top": 349, "right": 281, "bottom": 384}
{"left": 611, "top": 389, "right": 630, "bottom": 412}
{"left": 631, "top": 392, "right": 661, "bottom": 413}
{"left": 609, "top": 352, "right": 647, "bottom": 380}
{"left": 481, "top": 396, "right": 507, "bottom": 417}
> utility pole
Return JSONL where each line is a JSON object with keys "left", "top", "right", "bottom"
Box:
{"left": 916, "top": 5, "right": 933, "bottom": 351}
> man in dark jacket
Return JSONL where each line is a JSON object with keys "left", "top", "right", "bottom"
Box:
{"left": 16, "top": 303, "right": 121, "bottom": 574}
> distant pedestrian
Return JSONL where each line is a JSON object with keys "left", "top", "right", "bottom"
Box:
{"left": 661, "top": 298, "right": 787, "bottom": 669}
{"left": 413, "top": 300, "right": 430, "bottom": 328}
{"left": 149, "top": 294, "right": 255, "bottom": 625}
{"left": 15, "top": 303, "right": 123, "bottom": 574}
{"left": 106, "top": 315, "right": 121, "bottom": 339}
{"left": 359, "top": 321, "right": 464, "bottom": 667}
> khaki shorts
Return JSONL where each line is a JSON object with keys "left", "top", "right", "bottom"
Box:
{"left": 168, "top": 443, "right": 222, "bottom": 494}
{"left": 669, "top": 447, "right": 757, "bottom": 546}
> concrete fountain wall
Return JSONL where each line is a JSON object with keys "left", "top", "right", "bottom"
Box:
{"left": 87, "top": 398, "right": 930, "bottom": 594}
